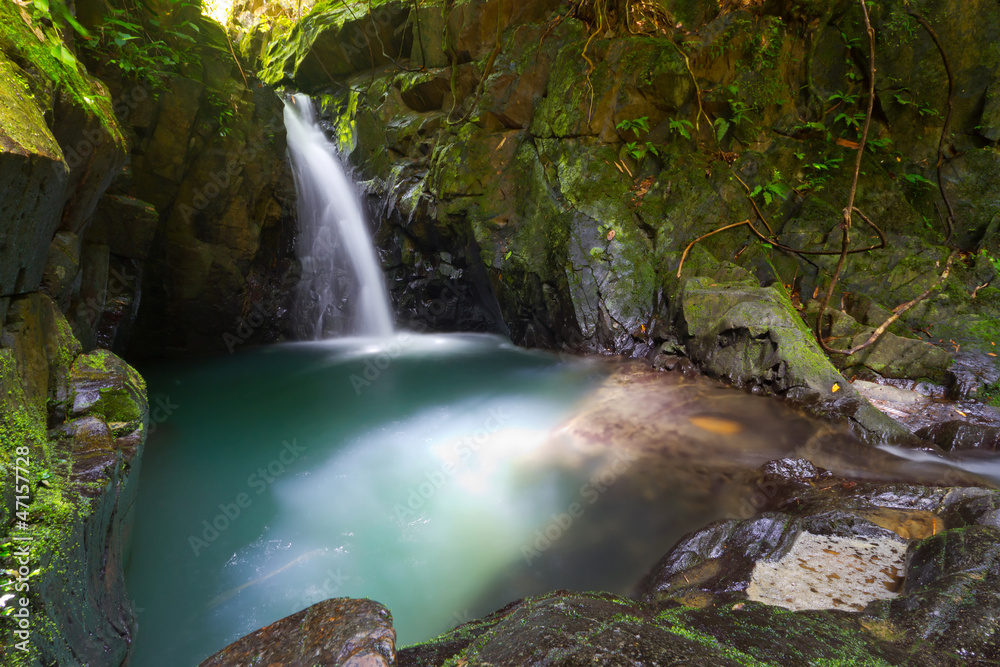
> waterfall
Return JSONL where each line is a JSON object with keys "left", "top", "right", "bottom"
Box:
{"left": 283, "top": 93, "right": 394, "bottom": 338}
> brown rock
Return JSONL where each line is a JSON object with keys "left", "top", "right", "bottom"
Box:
{"left": 199, "top": 598, "right": 396, "bottom": 667}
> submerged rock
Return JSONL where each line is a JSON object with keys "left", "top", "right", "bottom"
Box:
{"left": 199, "top": 598, "right": 396, "bottom": 667}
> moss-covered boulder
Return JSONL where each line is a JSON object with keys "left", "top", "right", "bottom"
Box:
{"left": 676, "top": 276, "right": 911, "bottom": 443}
{"left": 804, "top": 302, "right": 954, "bottom": 384}
{"left": 68, "top": 348, "right": 146, "bottom": 436}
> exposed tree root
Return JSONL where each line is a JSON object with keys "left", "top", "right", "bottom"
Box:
{"left": 813, "top": 0, "right": 950, "bottom": 357}
{"left": 677, "top": 220, "right": 751, "bottom": 278}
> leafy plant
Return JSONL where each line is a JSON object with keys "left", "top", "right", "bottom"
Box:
{"left": 901, "top": 172, "right": 935, "bottom": 188}
{"left": 828, "top": 92, "right": 859, "bottom": 106}
{"left": 892, "top": 89, "right": 940, "bottom": 118}
{"left": 13, "top": 0, "right": 88, "bottom": 67}
{"left": 749, "top": 170, "right": 791, "bottom": 206}
{"left": 980, "top": 250, "right": 1000, "bottom": 275}
{"left": 866, "top": 136, "right": 893, "bottom": 152}
{"left": 793, "top": 120, "right": 833, "bottom": 143}
{"left": 834, "top": 110, "right": 867, "bottom": 133}
{"left": 616, "top": 116, "right": 651, "bottom": 135}
{"left": 624, "top": 141, "right": 659, "bottom": 160}
{"left": 668, "top": 118, "right": 694, "bottom": 140}
{"left": 798, "top": 154, "right": 844, "bottom": 192}
{"left": 617, "top": 117, "right": 661, "bottom": 160}
{"left": 83, "top": 1, "right": 204, "bottom": 86}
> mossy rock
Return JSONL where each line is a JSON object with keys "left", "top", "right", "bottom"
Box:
{"left": 398, "top": 589, "right": 908, "bottom": 666}
{"left": 680, "top": 276, "right": 847, "bottom": 399}
{"left": 258, "top": 0, "right": 412, "bottom": 91}
{"left": 69, "top": 349, "right": 147, "bottom": 435}
{"left": 802, "top": 303, "right": 954, "bottom": 383}
{"left": 0, "top": 51, "right": 69, "bottom": 296}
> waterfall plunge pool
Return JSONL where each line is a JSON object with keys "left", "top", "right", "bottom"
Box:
{"left": 125, "top": 334, "right": 642, "bottom": 665}
{"left": 124, "top": 333, "right": 1000, "bottom": 665}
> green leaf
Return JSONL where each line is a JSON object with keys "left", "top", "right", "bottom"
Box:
{"left": 714, "top": 118, "right": 730, "bottom": 142}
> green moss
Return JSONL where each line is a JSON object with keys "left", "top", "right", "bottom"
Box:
{"left": 0, "top": 53, "right": 63, "bottom": 160}
{"left": 0, "top": 3, "right": 123, "bottom": 145}
{"left": 0, "top": 350, "right": 83, "bottom": 651}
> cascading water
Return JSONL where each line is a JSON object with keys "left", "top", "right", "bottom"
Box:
{"left": 283, "top": 93, "right": 394, "bottom": 338}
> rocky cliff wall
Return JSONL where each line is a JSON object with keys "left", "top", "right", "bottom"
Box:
{"left": 252, "top": 0, "right": 1000, "bottom": 424}
{"left": 0, "top": 1, "right": 296, "bottom": 662}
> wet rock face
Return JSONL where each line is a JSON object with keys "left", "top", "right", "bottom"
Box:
{"left": 633, "top": 461, "right": 1000, "bottom": 664}
{"left": 199, "top": 598, "right": 396, "bottom": 667}
{"left": 116, "top": 66, "right": 297, "bottom": 358}
{"left": 917, "top": 420, "right": 1000, "bottom": 452}
{"left": 0, "top": 52, "right": 69, "bottom": 300}
{"left": 61, "top": 348, "right": 148, "bottom": 492}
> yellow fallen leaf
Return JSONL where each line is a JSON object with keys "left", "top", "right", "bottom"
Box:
{"left": 832, "top": 383, "right": 841, "bottom": 393}
{"left": 689, "top": 416, "right": 743, "bottom": 435}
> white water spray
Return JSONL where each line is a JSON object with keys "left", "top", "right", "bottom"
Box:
{"left": 283, "top": 93, "right": 394, "bottom": 338}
